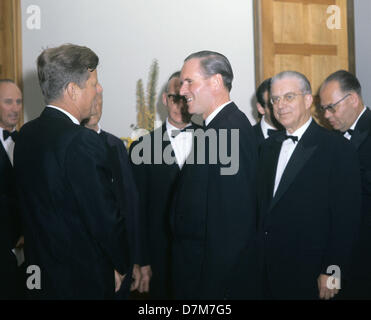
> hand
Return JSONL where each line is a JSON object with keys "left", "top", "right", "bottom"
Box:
{"left": 138, "top": 265, "right": 152, "bottom": 293}
{"left": 317, "top": 274, "right": 340, "bottom": 300}
{"left": 130, "top": 264, "right": 141, "bottom": 291}
{"left": 114, "top": 270, "right": 126, "bottom": 293}
{"left": 15, "top": 236, "right": 24, "bottom": 249}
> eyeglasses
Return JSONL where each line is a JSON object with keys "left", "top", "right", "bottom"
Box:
{"left": 167, "top": 94, "right": 186, "bottom": 104}
{"left": 319, "top": 93, "right": 351, "bottom": 114}
{"left": 270, "top": 92, "right": 306, "bottom": 105}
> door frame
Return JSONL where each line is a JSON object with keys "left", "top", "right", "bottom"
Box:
{"left": 253, "top": 0, "right": 356, "bottom": 88}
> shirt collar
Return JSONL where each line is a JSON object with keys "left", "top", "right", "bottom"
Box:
{"left": 96, "top": 123, "right": 102, "bottom": 134}
{"left": 260, "top": 116, "right": 277, "bottom": 139}
{"left": 286, "top": 117, "right": 312, "bottom": 142}
{"left": 0, "top": 126, "right": 16, "bottom": 134}
{"left": 205, "top": 101, "right": 232, "bottom": 126}
{"left": 349, "top": 106, "right": 367, "bottom": 131}
{"left": 166, "top": 118, "right": 191, "bottom": 135}
{"left": 46, "top": 105, "right": 80, "bottom": 125}
{"left": 0, "top": 127, "right": 16, "bottom": 143}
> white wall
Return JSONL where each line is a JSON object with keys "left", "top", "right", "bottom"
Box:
{"left": 21, "top": 0, "right": 257, "bottom": 138}
{"left": 354, "top": 1, "right": 371, "bottom": 106}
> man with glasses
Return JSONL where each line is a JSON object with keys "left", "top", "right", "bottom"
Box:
{"left": 253, "top": 78, "right": 283, "bottom": 144}
{"left": 320, "top": 70, "right": 371, "bottom": 299}
{"left": 257, "top": 70, "right": 362, "bottom": 300}
{"left": 129, "top": 71, "right": 199, "bottom": 299}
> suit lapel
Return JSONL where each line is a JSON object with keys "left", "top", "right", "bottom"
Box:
{"left": 351, "top": 109, "right": 371, "bottom": 150}
{"left": 269, "top": 122, "right": 318, "bottom": 211}
{"left": 0, "top": 140, "right": 12, "bottom": 169}
{"left": 261, "top": 139, "right": 281, "bottom": 223}
{"left": 160, "top": 123, "right": 180, "bottom": 171}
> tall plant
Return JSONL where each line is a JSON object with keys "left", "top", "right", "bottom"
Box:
{"left": 135, "top": 59, "right": 159, "bottom": 132}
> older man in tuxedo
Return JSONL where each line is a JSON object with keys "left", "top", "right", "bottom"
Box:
{"left": 0, "top": 79, "right": 23, "bottom": 299}
{"left": 320, "top": 70, "right": 371, "bottom": 299}
{"left": 129, "top": 71, "right": 200, "bottom": 299}
{"left": 14, "top": 44, "right": 130, "bottom": 299}
{"left": 170, "top": 51, "right": 258, "bottom": 299}
{"left": 257, "top": 71, "right": 362, "bottom": 300}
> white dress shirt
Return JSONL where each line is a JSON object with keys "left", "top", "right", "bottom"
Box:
{"left": 46, "top": 105, "right": 80, "bottom": 125}
{"left": 343, "top": 107, "right": 367, "bottom": 140}
{"left": 0, "top": 127, "right": 16, "bottom": 165}
{"left": 205, "top": 101, "right": 233, "bottom": 127}
{"left": 260, "top": 115, "right": 277, "bottom": 139}
{"left": 166, "top": 118, "right": 193, "bottom": 169}
{"left": 273, "top": 118, "right": 313, "bottom": 196}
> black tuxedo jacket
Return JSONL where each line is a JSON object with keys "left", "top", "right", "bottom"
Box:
{"left": 253, "top": 122, "right": 265, "bottom": 145}
{"left": 171, "top": 102, "right": 259, "bottom": 299}
{"left": 350, "top": 108, "right": 371, "bottom": 223}
{"left": 129, "top": 122, "right": 200, "bottom": 299}
{"left": 0, "top": 138, "right": 21, "bottom": 299}
{"left": 346, "top": 108, "right": 371, "bottom": 298}
{"left": 99, "top": 130, "right": 141, "bottom": 298}
{"left": 257, "top": 120, "right": 362, "bottom": 299}
{"left": 14, "top": 108, "right": 130, "bottom": 299}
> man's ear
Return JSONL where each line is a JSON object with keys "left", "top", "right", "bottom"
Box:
{"left": 162, "top": 92, "right": 167, "bottom": 106}
{"left": 304, "top": 94, "right": 313, "bottom": 110}
{"left": 211, "top": 73, "right": 223, "bottom": 91}
{"left": 349, "top": 92, "right": 360, "bottom": 109}
{"left": 66, "top": 82, "right": 78, "bottom": 101}
{"left": 256, "top": 103, "right": 266, "bottom": 116}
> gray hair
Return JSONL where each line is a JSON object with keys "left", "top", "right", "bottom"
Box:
{"left": 271, "top": 71, "right": 312, "bottom": 95}
{"left": 185, "top": 50, "right": 233, "bottom": 92}
{"left": 37, "top": 43, "right": 99, "bottom": 104}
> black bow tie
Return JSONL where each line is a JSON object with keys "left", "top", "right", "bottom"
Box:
{"left": 171, "top": 127, "right": 188, "bottom": 138}
{"left": 346, "top": 129, "right": 354, "bottom": 136}
{"left": 276, "top": 134, "right": 298, "bottom": 143}
{"left": 3, "top": 130, "right": 18, "bottom": 142}
{"left": 267, "top": 129, "right": 278, "bottom": 137}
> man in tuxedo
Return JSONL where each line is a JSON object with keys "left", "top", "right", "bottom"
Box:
{"left": 14, "top": 44, "right": 130, "bottom": 299}
{"left": 129, "top": 71, "right": 199, "bottom": 299}
{"left": 83, "top": 92, "right": 143, "bottom": 299}
{"left": 258, "top": 71, "right": 362, "bottom": 300}
{"left": 319, "top": 70, "right": 371, "bottom": 299}
{"left": 253, "top": 78, "right": 282, "bottom": 144}
{"left": 171, "top": 51, "right": 258, "bottom": 299}
{"left": 0, "top": 79, "right": 24, "bottom": 299}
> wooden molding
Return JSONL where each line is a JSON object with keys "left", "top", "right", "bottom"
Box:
{"left": 274, "top": 0, "right": 336, "bottom": 4}
{"left": 346, "top": 0, "right": 356, "bottom": 75}
{"left": 274, "top": 43, "right": 338, "bottom": 56}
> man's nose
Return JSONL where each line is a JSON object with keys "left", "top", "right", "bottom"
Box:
{"left": 179, "top": 83, "right": 187, "bottom": 97}
{"left": 323, "top": 109, "right": 332, "bottom": 119}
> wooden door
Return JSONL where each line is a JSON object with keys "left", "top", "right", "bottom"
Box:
{"left": 0, "top": 0, "right": 23, "bottom": 127}
{"left": 254, "top": 0, "right": 355, "bottom": 124}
